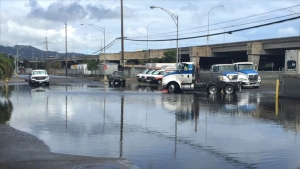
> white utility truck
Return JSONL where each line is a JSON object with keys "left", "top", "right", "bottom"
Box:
{"left": 162, "top": 62, "right": 240, "bottom": 94}
{"left": 233, "top": 62, "right": 261, "bottom": 88}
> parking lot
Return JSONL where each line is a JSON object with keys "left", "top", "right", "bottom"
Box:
{"left": 0, "top": 75, "right": 298, "bottom": 169}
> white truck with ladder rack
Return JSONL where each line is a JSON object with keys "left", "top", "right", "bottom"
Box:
{"left": 162, "top": 62, "right": 240, "bottom": 94}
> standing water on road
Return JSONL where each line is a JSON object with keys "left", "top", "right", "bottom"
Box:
{"left": 1, "top": 84, "right": 300, "bottom": 169}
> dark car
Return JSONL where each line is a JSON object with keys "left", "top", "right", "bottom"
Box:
{"left": 108, "top": 71, "right": 126, "bottom": 86}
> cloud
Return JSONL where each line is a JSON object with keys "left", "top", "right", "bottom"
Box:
{"left": 278, "top": 27, "right": 296, "bottom": 34}
{"left": 86, "top": 4, "right": 119, "bottom": 20}
{"left": 26, "top": 0, "right": 40, "bottom": 9}
{"left": 180, "top": 3, "right": 198, "bottom": 12}
{"left": 27, "top": 1, "right": 87, "bottom": 22}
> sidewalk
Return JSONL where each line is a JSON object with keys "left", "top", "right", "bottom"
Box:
{"left": 0, "top": 76, "right": 27, "bottom": 85}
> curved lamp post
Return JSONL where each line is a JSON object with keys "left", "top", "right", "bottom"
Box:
{"left": 81, "top": 24, "right": 107, "bottom": 80}
{"left": 147, "top": 21, "right": 159, "bottom": 59}
{"left": 15, "top": 45, "right": 28, "bottom": 77}
{"left": 207, "top": 5, "right": 224, "bottom": 56}
{"left": 150, "top": 6, "right": 179, "bottom": 64}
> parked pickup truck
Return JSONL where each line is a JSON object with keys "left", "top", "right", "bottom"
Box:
{"left": 28, "top": 69, "right": 50, "bottom": 86}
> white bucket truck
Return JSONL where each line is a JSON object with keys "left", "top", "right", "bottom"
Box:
{"left": 233, "top": 62, "right": 261, "bottom": 88}
{"left": 162, "top": 62, "right": 240, "bottom": 94}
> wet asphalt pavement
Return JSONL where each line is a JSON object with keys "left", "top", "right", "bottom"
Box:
{"left": 1, "top": 75, "right": 299, "bottom": 169}
{"left": 0, "top": 75, "right": 139, "bottom": 169}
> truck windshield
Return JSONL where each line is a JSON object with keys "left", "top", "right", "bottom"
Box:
{"left": 176, "top": 63, "right": 186, "bottom": 71}
{"left": 152, "top": 70, "right": 160, "bottom": 75}
{"left": 142, "top": 69, "right": 149, "bottom": 74}
{"left": 237, "top": 64, "right": 254, "bottom": 70}
{"left": 147, "top": 70, "right": 155, "bottom": 74}
{"left": 33, "top": 71, "right": 47, "bottom": 75}
{"left": 218, "top": 65, "right": 235, "bottom": 72}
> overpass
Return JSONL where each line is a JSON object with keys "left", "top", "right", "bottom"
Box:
{"left": 53, "top": 36, "right": 300, "bottom": 71}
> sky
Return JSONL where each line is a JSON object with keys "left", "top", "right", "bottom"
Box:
{"left": 1, "top": 0, "right": 300, "bottom": 56}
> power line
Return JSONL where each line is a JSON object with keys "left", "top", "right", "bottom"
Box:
{"left": 129, "top": 4, "right": 300, "bottom": 39}
{"left": 90, "top": 0, "right": 118, "bottom": 25}
{"left": 125, "top": 16, "right": 300, "bottom": 42}
{"left": 143, "top": 13, "right": 298, "bottom": 39}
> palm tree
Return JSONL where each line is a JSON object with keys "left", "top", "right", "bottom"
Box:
{"left": 0, "top": 53, "right": 15, "bottom": 82}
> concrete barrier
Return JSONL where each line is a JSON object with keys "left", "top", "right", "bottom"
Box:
{"left": 279, "top": 75, "right": 300, "bottom": 98}
{"left": 258, "top": 71, "right": 283, "bottom": 87}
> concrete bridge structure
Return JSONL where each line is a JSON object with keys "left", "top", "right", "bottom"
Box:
{"left": 57, "top": 36, "right": 300, "bottom": 71}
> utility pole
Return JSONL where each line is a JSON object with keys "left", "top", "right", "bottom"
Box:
{"left": 31, "top": 46, "right": 33, "bottom": 61}
{"left": 65, "top": 22, "right": 68, "bottom": 76}
{"left": 121, "top": 0, "right": 124, "bottom": 71}
{"left": 45, "top": 37, "right": 49, "bottom": 70}
{"left": 45, "top": 37, "right": 48, "bottom": 58}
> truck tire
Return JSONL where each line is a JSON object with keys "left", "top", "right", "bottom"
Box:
{"left": 223, "top": 84, "right": 236, "bottom": 94}
{"left": 207, "top": 84, "right": 219, "bottom": 94}
{"left": 253, "top": 86, "right": 259, "bottom": 89}
{"left": 167, "top": 82, "right": 179, "bottom": 93}
{"left": 122, "top": 80, "right": 126, "bottom": 86}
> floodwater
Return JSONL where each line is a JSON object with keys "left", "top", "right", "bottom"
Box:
{"left": 1, "top": 83, "right": 300, "bottom": 169}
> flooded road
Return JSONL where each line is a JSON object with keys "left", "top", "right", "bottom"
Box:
{"left": 1, "top": 82, "right": 300, "bottom": 169}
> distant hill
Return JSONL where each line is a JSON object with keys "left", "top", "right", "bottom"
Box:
{"left": 0, "top": 45, "right": 86, "bottom": 60}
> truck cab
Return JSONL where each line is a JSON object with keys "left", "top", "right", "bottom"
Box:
{"left": 233, "top": 62, "right": 261, "bottom": 88}
{"left": 211, "top": 64, "right": 240, "bottom": 83}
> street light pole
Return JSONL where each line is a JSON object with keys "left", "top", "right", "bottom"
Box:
{"left": 147, "top": 21, "right": 159, "bottom": 59}
{"left": 81, "top": 24, "right": 107, "bottom": 80}
{"left": 207, "top": 5, "right": 224, "bottom": 57}
{"left": 150, "top": 6, "right": 179, "bottom": 64}
{"left": 15, "top": 45, "right": 28, "bottom": 77}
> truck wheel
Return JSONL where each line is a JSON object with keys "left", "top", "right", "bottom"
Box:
{"left": 157, "top": 80, "right": 162, "bottom": 85}
{"left": 167, "top": 82, "right": 179, "bottom": 93}
{"left": 223, "top": 84, "right": 236, "bottom": 94}
{"left": 207, "top": 84, "right": 219, "bottom": 94}
{"left": 122, "top": 81, "right": 126, "bottom": 86}
{"left": 253, "top": 86, "right": 259, "bottom": 89}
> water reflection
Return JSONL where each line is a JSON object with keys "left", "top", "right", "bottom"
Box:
{"left": 0, "top": 99, "right": 13, "bottom": 124}
{"left": 5, "top": 84, "right": 300, "bottom": 169}
{"left": 0, "top": 85, "right": 14, "bottom": 123}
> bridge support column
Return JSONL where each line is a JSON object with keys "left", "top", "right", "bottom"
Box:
{"left": 120, "top": 59, "right": 127, "bottom": 66}
{"left": 247, "top": 42, "right": 262, "bottom": 70}
{"left": 248, "top": 54, "right": 260, "bottom": 70}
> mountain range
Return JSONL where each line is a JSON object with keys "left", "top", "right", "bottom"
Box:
{"left": 0, "top": 45, "right": 85, "bottom": 60}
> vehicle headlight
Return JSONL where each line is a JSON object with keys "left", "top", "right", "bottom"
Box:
{"left": 222, "top": 76, "right": 229, "bottom": 82}
{"left": 238, "top": 75, "right": 248, "bottom": 82}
